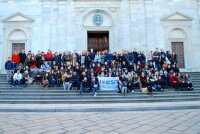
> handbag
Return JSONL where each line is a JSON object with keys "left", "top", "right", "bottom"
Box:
{"left": 142, "top": 87, "right": 148, "bottom": 93}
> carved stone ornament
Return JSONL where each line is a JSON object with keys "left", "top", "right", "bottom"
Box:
{"left": 76, "top": 7, "right": 88, "bottom": 13}
{"left": 109, "top": 7, "right": 119, "bottom": 12}
{"left": 93, "top": 13, "right": 103, "bottom": 26}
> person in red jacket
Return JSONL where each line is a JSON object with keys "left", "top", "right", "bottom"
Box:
{"left": 12, "top": 51, "right": 20, "bottom": 64}
{"left": 170, "top": 72, "right": 179, "bottom": 90}
{"left": 95, "top": 63, "right": 102, "bottom": 76}
{"left": 44, "top": 49, "right": 54, "bottom": 61}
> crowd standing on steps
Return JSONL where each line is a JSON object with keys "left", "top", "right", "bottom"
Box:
{"left": 5, "top": 48, "right": 193, "bottom": 96}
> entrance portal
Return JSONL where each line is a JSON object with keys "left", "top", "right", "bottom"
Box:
{"left": 87, "top": 31, "right": 109, "bottom": 52}
{"left": 171, "top": 42, "right": 185, "bottom": 68}
{"left": 12, "top": 43, "right": 25, "bottom": 53}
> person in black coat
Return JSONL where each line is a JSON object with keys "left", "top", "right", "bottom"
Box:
{"left": 80, "top": 76, "right": 90, "bottom": 94}
{"left": 146, "top": 76, "right": 154, "bottom": 95}
{"left": 48, "top": 70, "right": 57, "bottom": 87}
{"left": 19, "top": 49, "right": 27, "bottom": 65}
{"left": 171, "top": 52, "right": 178, "bottom": 65}
{"left": 55, "top": 70, "right": 62, "bottom": 87}
{"left": 118, "top": 53, "right": 126, "bottom": 65}
{"left": 36, "top": 68, "right": 44, "bottom": 84}
{"left": 54, "top": 52, "right": 62, "bottom": 66}
{"left": 153, "top": 48, "right": 161, "bottom": 70}
{"left": 125, "top": 51, "right": 134, "bottom": 66}
{"left": 72, "top": 71, "right": 80, "bottom": 90}
{"left": 161, "top": 70, "right": 170, "bottom": 89}
{"left": 184, "top": 74, "right": 193, "bottom": 91}
{"left": 35, "top": 51, "right": 42, "bottom": 68}
{"left": 84, "top": 52, "right": 91, "bottom": 68}
{"left": 172, "top": 64, "right": 180, "bottom": 73}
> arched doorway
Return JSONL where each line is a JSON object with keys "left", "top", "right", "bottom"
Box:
{"left": 1, "top": 12, "right": 34, "bottom": 73}
{"left": 8, "top": 29, "right": 27, "bottom": 54}
{"left": 169, "top": 29, "right": 187, "bottom": 68}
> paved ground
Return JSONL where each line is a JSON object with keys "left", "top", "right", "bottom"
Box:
{"left": 0, "top": 110, "right": 200, "bottom": 134}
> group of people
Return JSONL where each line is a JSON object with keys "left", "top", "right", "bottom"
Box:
{"left": 5, "top": 48, "right": 193, "bottom": 96}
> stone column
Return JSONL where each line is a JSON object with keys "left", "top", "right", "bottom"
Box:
{"left": 57, "top": 1, "right": 67, "bottom": 52}
{"left": 66, "top": 0, "right": 76, "bottom": 51}
{"left": 120, "top": 0, "right": 131, "bottom": 50}
{"left": 41, "top": 2, "right": 51, "bottom": 51}
{"left": 50, "top": 0, "right": 58, "bottom": 52}
{"left": 143, "top": 1, "right": 156, "bottom": 51}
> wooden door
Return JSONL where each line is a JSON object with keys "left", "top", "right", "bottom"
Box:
{"left": 88, "top": 32, "right": 109, "bottom": 52}
{"left": 12, "top": 43, "right": 25, "bottom": 53}
{"left": 171, "top": 42, "right": 185, "bottom": 68}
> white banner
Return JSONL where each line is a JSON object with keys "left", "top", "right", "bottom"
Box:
{"left": 98, "top": 77, "right": 119, "bottom": 91}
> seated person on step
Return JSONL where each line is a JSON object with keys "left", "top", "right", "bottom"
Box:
{"left": 170, "top": 73, "right": 179, "bottom": 90}
{"left": 91, "top": 76, "right": 98, "bottom": 97}
{"left": 119, "top": 74, "right": 128, "bottom": 96}
{"left": 63, "top": 73, "right": 72, "bottom": 91}
{"left": 80, "top": 76, "right": 90, "bottom": 94}
{"left": 184, "top": 73, "right": 193, "bottom": 91}
{"left": 12, "top": 70, "right": 23, "bottom": 88}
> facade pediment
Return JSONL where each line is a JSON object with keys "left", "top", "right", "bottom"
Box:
{"left": 161, "top": 12, "right": 192, "bottom": 21}
{"left": 2, "top": 12, "right": 34, "bottom": 22}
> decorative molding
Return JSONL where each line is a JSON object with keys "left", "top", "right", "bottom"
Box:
{"left": 161, "top": 12, "right": 193, "bottom": 21}
{"left": 76, "top": 7, "right": 88, "bottom": 13}
{"left": 109, "top": 7, "right": 120, "bottom": 12}
{"left": 2, "top": 12, "right": 34, "bottom": 23}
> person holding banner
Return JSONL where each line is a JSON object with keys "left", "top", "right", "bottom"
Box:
{"left": 91, "top": 77, "right": 98, "bottom": 97}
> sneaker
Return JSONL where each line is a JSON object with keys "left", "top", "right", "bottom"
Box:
{"left": 131, "top": 90, "right": 134, "bottom": 93}
{"left": 94, "top": 92, "right": 97, "bottom": 97}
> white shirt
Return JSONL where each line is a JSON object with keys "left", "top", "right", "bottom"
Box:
{"left": 13, "top": 73, "right": 22, "bottom": 80}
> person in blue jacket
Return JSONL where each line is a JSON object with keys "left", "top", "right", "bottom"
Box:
{"left": 5, "top": 57, "right": 15, "bottom": 82}
{"left": 89, "top": 49, "right": 95, "bottom": 62}
{"left": 125, "top": 51, "right": 135, "bottom": 66}
{"left": 105, "top": 51, "right": 113, "bottom": 66}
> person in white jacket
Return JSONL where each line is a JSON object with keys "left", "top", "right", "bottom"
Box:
{"left": 12, "top": 70, "right": 23, "bottom": 88}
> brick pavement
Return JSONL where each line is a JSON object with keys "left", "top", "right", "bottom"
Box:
{"left": 0, "top": 110, "right": 200, "bottom": 134}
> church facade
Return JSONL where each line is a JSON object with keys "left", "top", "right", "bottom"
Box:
{"left": 0, "top": 0, "right": 200, "bottom": 72}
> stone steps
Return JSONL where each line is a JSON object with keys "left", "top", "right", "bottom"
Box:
{"left": 0, "top": 95, "right": 199, "bottom": 100}
{"left": 1, "top": 97, "right": 200, "bottom": 104}
{"left": 0, "top": 72, "right": 199, "bottom": 104}
{"left": 0, "top": 90, "right": 199, "bottom": 94}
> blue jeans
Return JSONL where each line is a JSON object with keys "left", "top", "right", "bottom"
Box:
{"left": 63, "top": 82, "right": 72, "bottom": 91}
{"left": 80, "top": 84, "right": 90, "bottom": 94}
{"left": 92, "top": 87, "right": 98, "bottom": 95}
{"left": 49, "top": 79, "right": 57, "bottom": 86}
{"left": 13, "top": 79, "right": 21, "bottom": 87}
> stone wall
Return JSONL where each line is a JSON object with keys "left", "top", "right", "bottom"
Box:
{"left": 0, "top": 0, "right": 200, "bottom": 72}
